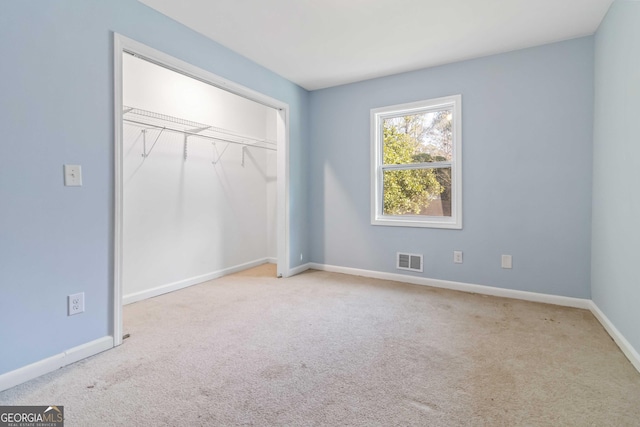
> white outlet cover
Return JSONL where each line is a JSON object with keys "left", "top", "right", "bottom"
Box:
{"left": 453, "top": 251, "right": 463, "bottom": 264}
{"left": 501, "top": 254, "right": 513, "bottom": 269}
{"left": 64, "top": 164, "right": 83, "bottom": 187}
{"left": 68, "top": 292, "right": 85, "bottom": 316}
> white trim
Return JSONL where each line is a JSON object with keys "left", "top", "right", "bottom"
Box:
{"left": 0, "top": 336, "right": 113, "bottom": 392}
{"left": 123, "top": 259, "right": 272, "bottom": 305}
{"left": 370, "top": 94, "right": 462, "bottom": 229}
{"left": 588, "top": 301, "right": 640, "bottom": 373}
{"left": 285, "top": 262, "right": 311, "bottom": 277}
{"left": 307, "top": 263, "right": 640, "bottom": 373}
{"left": 116, "top": 36, "right": 289, "bottom": 110}
{"left": 4, "top": 268, "right": 638, "bottom": 393}
{"left": 308, "top": 263, "right": 591, "bottom": 309}
{"left": 276, "top": 108, "right": 290, "bottom": 278}
{"left": 113, "top": 33, "right": 291, "bottom": 339}
{"left": 113, "top": 33, "right": 124, "bottom": 347}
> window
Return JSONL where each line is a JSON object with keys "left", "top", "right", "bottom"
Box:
{"left": 371, "top": 95, "right": 462, "bottom": 229}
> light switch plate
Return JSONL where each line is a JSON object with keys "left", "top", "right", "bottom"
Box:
{"left": 64, "top": 164, "right": 82, "bottom": 186}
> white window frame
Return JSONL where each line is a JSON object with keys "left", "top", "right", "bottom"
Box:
{"left": 370, "top": 95, "right": 462, "bottom": 229}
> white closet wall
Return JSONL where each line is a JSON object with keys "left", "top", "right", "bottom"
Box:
{"left": 122, "top": 55, "right": 277, "bottom": 302}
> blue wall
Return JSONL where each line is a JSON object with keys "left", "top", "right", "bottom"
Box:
{"left": 4, "top": 0, "right": 633, "bottom": 381}
{"left": 0, "top": 0, "right": 309, "bottom": 375}
{"left": 592, "top": 1, "right": 640, "bottom": 357}
{"left": 309, "top": 38, "right": 594, "bottom": 298}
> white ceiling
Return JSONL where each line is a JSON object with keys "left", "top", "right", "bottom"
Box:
{"left": 138, "top": 0, "right": 614, "bottom": 91}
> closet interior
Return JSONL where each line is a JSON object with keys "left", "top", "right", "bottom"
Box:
{"left": 122, "top": 53, "right": 278, "bottom": 305}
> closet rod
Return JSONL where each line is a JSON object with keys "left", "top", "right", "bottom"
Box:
{"left": 123, "top": 119, "right": 277, "bottom": 151}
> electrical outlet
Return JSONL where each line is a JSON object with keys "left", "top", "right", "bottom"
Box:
{"left": 68, "top": 292, "right": 85, "bottom": 316}
{"left": 501, "top": 255, "right": 513, "bottom": 269}
{"left": 453, "top": 250, "right": 463, "bottom": 264}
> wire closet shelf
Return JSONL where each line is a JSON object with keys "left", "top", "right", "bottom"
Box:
{"left": 122, "top": 106, "right": 277, "bottom": 160}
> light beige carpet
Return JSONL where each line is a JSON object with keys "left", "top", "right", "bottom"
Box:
{"left": 2, "top": 265, "right": 639, "bottom": 426}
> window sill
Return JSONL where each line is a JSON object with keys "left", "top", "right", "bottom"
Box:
{"left": 371, "top": 215, "right": 462, "bottom": 229}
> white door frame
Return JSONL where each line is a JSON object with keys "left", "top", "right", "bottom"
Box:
{"left": 113, "top": 33, "right": 290, "bottom": 346}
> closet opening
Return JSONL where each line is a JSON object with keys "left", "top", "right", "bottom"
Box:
{"left": 113, "top": 34, "right": 290, "bottom": 346}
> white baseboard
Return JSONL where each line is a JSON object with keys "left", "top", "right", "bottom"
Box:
{"left": 4, "top": 263, "right": 637, "bottom": 393}
{"left": 0, "top": 336, "right": 113, "bottom": 392}
{"left": 307, "top": 262, "right": 639, "bottom": 373}
{"left": 588, "top": 301, "right": 640, "bottom": 372}
{"left": 286, "top": 262, "right": 311, "bottom": 277}
{"left": 308, "top": 263, "right": 591, "bottom": 309}
{"left": 123, "top": 258, "right": 272, "bottom": 305}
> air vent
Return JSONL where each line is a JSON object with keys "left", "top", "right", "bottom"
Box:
{"left": 397, "top": 252, "right": 423, "bottom": 272}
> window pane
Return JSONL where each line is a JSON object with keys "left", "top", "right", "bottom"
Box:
{"left": 382, "top": 167, "right": 452, "bottom": 217}
{"left": 383, "top": 110, "right": 453, "bottom": 164}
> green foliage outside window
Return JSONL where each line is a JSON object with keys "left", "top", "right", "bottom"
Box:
{"left": 382, "top": 111, "right": 452, "bottom": 216}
